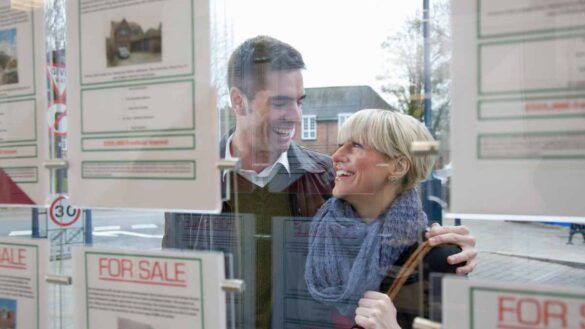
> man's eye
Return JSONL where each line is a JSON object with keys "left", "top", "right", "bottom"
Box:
{"left": 272, "top": 101, "right": 287, "bottom": 107}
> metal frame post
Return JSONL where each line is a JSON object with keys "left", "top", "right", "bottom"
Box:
{"left": 422, "top": 0, "right": 443, "bottom": 225}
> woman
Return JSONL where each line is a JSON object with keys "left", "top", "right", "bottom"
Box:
{"left": 305, "top": 109, "right": 457, "bottom": 329}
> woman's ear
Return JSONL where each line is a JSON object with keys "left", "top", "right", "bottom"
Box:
{"left": 230, "top": 87, "right": 248, "bottom": 116}
{"left": 391, "top": 156, "right": 410, "bottom": 179}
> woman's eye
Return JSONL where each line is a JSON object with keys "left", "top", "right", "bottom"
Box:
{"left": 352, "top": 142, "right": 363, "bottom": 149}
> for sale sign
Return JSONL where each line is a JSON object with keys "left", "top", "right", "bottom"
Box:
{"left": 443, "top": 277, "right": 585, "bottom": 329}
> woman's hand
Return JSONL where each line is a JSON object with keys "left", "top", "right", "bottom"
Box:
{"left": 425, "top": 222, "right": 477, "bottom": 275}
{"left": 354, "top": 291, "right": 401, "bottom": 329}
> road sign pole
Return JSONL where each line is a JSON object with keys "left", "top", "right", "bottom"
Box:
{"left": 32, "top": 208, "right": 39, "bottom": 238}
{"left": 84, "top": 209, "right": 93, "bottom": 244}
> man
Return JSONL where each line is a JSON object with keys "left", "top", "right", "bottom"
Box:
{"left": 163, "top": 35, "right": 476, "bottom": 328}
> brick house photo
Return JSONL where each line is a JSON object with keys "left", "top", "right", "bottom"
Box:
{"left": 106, "top": 18, "right": 162, "bottom": 67}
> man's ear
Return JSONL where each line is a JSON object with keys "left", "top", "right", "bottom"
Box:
{"left": 230, "top": 87, "right": 248, "bottom": 116}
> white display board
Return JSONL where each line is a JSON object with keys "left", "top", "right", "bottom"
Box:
{"left": 450, "top": 0, "right": 585, "bottom": 220}
{"left": 66, "top": 0, "right": 222, "bottom": 211}
{"left": 0, "top": 2, "right": 48, "bottom": 206}
{"left": 443, "top": 277, "right": 585, "bottom": 329}
{"left": 0, "top": 238, "right": 48, "bottom": 329}
{"left": 73, "top": 247, "right": 227, "bottom": 329}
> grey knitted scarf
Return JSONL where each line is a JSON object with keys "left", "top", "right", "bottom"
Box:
{"left": 304, "top": 188, "right": 427, "bottom": 316}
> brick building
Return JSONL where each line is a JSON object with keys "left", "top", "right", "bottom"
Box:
{"left": 295, "top": 85, "right": 394, "bottom": 154}
{"left": 109, "top": 19, "right": 162, "bottom": 54}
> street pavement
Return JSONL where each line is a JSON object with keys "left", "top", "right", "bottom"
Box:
{"left": 443, "top": 218, "right": 585, "bottom": 287}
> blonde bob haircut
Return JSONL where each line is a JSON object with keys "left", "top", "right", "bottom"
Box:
{"left": 337, "top": 109, "right": 435, "bottom": 191}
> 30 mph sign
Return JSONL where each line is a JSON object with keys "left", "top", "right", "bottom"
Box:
{"left": 49, "top": 195, "right": 81, "bottom": 228}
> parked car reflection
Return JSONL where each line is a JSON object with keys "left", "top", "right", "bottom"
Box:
{"left": 116, "top": 47, "right": 130, "bottom": 59}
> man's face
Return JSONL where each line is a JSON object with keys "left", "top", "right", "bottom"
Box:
{"left": 241, "top": 69, "right": 305, "bottom": 164}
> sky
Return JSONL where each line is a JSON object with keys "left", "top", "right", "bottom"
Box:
{"left": 229, "top": 0, "right": 421, "bottom": 89}
{"left": 0, "top": 28, "right": 16, "bottom": 57}
{"left": 0, "top": 298, "right": 16, "bottom": 311}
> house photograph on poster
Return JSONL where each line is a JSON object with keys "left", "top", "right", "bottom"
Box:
{"left": 0, "top": 28, "right": 18, "bottom": 85}
{"left": 0, "top": 298, "right": 16, "bottom": 329}
{"left": 105, "top": 15, "right": 162, "bottom": 68}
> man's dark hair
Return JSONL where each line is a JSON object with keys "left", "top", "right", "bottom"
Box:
{"left": 228, "top": 35, "right": 305, "bottom": 99}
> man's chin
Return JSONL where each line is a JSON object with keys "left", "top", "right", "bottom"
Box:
{"left": 274, "top": 139, "right": 292, "bottom": 153}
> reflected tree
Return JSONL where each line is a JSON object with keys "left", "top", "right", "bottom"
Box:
{"left": 45, "top": 0, "right": 66, "bottom": 52}
{"left": 377, "top": 0, "right": 451, "bottom": 143}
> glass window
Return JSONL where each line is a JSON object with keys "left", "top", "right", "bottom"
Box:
{"left": 337, "top": 112, "right": 353, "bottom": 128}
{"left": 0, "top": 1, "right": 582, "bottom": 329}
{"left": 301, "top": 115, "right": 316, "bottom": 140}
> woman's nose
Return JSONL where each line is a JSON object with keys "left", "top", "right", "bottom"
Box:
{"left": 331, "top": 144, "right": 349, "bottom": 163}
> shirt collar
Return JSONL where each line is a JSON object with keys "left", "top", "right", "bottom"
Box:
{"left": 223, "top": 134, "right": 290, "bottom": 187}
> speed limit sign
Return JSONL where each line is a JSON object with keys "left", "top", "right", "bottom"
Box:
{"left": 49, "top": 195, "right": 81, "bottom": 228}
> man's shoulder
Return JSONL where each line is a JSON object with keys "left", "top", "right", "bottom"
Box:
{"left": 298, "top": 145, "right": 333, "bottom": 166}
{"left": 289, "top": 142, "right": 333, "bottom": 172}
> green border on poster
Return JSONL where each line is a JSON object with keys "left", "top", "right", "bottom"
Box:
{"left": 477, "top": 130, "right": 585, "bottom": 160}
{"left": 477, "top": 33, "right": 585, "bottom": 96}
{"left": 0, "top": 144, "right": 37, "bottom": 159}
{"left": 81, "top": 160, "right": 196, "bottom": 180}
{"left": 0, "top": 98, "right": 37, "bottom": 144}
{"left": 469, "top": 286, "right": 585, "bottom": 329}
{"left": 477, "top": 0, "right": 585, "bottom": 39}
{"left": 84, "top": 251, "right": 205, "bottom": 329}
{"left": 0, "top": 166, "right": 39, "bottom": 183}
{"left": 0, "top": 242, "right": 40, "bottom": 329}
{"left": 81, "top": 133, "right": 196, "bottom": 152}
{"left": 477, "top": 94, "right": 585, "bottom": 121}
{"left": 80, "top": 79, "right": 195, "bottom": 135}
{"left": 78, "top": 0, "right": 195, "bottom": 87}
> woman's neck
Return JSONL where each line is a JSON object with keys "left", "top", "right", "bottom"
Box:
{"left": 350, "top": 187, "right": 403, "bottom": 223}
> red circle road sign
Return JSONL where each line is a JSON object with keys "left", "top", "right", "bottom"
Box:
{"left": 49, "top": 195, "right": 81, "bottom": 227}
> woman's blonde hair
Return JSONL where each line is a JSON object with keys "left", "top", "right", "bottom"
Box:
{"left": 337, "top": 109, "right": 435, "bottom": 190}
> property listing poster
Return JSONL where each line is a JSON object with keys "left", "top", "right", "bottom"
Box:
{"left": 0, "top": 2, "right": 49, "bottom": 206}
{"left": 450, "top": 0, "right": 585, "bottom": 219}
{"left": 0, "top": 238, "right": 48, "bottom": 329}
{"left": 73, "top": 247, "right": 227, "bottom": 329}
{"left": 66, "top": 0, "right": 222, "bottom": 211}
{"left": 442, "top": 277, "right": 585, "bottom": 329}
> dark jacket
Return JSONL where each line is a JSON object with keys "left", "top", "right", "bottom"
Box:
{"left": 162, "top": 138, "right": 335, "bottom": 249}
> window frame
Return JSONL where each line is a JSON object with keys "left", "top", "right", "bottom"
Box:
{"left": 338, "top": 112, "right": 353, "bottom": 128}
{"left": 301, "top": 115, "right": 317, "bottom": 140}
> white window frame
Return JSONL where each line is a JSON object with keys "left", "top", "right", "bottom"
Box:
{"left": 338, "top": 112, "right": 353, "bottom": 128}
{"left": 301, "top": 115, "right": 317, "bottom": 140}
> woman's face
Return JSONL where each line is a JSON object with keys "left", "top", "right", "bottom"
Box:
{"left": 331, "top": 140, "right": 393, "bottom": 204}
